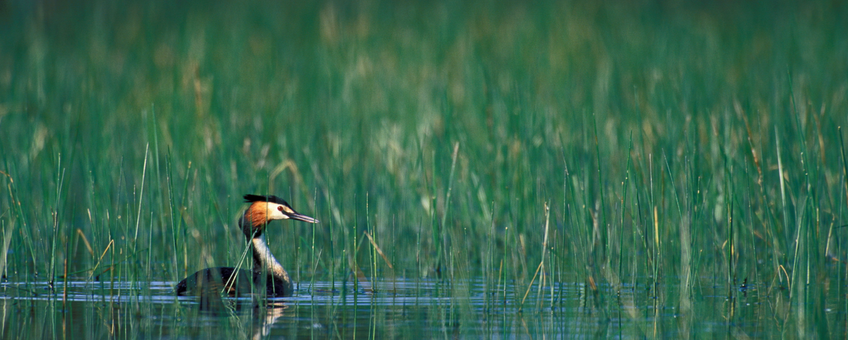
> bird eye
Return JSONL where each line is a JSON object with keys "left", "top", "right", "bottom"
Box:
{"left": 277, "top": 206, "right": 284, "bottom": 212}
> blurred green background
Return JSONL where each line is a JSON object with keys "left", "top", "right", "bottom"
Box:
{"left": 1, "top": 0, "right": 847, "bottom": 336}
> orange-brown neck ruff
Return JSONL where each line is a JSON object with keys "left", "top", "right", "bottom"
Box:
{"left": 244, "top": 202, "right": 272, "bottom": 230}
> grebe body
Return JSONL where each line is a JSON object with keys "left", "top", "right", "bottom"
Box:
{"left": 176, "top": 194, "right": 318, "bottom": 298}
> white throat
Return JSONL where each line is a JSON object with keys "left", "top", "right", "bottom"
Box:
{"left": 252, "top": 234, "right": 291, "bottom": 285}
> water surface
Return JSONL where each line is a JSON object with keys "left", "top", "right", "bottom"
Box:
{"left": 0, "top": 275, "right": 813, "bottom": 338}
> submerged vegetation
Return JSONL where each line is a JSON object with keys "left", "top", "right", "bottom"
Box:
{"left": 1, "top": 0, "right": 847, "bottom": 337}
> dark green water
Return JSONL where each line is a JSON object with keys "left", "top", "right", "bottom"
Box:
{"left": 2, "top": 273, "right": 833, "bottom": 338}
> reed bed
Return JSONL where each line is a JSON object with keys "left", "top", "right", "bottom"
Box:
{"left": 1, "top": 0, "right": 846, "bottom": 337}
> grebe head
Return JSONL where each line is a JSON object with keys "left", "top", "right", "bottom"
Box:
{"left": 241, "top": 194, "right": 319, "bottom": 236}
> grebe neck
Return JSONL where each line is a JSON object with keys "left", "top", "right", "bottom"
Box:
{"left": 252, "top": 233, "right": 293, "bottom": 294}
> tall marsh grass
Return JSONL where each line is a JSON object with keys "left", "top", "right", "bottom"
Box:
{"left": 1, "top": 0, "right": 847, "bottom": 337}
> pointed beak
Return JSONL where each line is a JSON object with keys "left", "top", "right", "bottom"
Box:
{"left": 287, "top": 212, "right": 319, "bottom": 224}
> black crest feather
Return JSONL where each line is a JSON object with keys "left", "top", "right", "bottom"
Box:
{"left": 243, "top": 194, "right": 290, "bottom": 206}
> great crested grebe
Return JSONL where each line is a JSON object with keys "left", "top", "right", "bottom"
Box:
{"left": 176, "top": 194, "right": 318, "bottom": 298}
